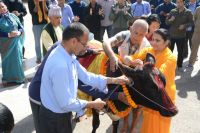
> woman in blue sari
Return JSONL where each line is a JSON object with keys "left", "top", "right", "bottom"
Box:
{"left": 0, "top": 1, "right": 25, "bottom": 84}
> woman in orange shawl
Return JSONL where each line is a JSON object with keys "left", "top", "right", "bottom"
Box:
{"left": 124, "top": 28, "right": 177, "bottom": 133}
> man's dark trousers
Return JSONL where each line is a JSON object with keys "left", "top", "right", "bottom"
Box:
{"left": 39, "top": 105, "right": 73, "bottom": 133}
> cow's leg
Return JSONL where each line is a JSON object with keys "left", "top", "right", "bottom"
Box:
{"left": 120, "top": 115, "right": 129, "bottom": 133}
{"left": 112, "top": 120, "right": 119, "bottom": 133}
{"left": 130, "top": 108, "right": 143, "bottom": 133}
{"left": 92, "top": 108, "right": 100, "bottom": 133}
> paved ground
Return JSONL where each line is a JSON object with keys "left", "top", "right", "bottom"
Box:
{"left": 0, "top": 3, "right": 200, "bottom": 133}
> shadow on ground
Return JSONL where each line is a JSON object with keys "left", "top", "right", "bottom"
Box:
{"left": 176, "top": 69, "right": 200, "bottom": 100}
{"left": 13, "top": 114, "right": 35, "bottom": 133}
{"left": 0, "top": 84, "right": 20, "bottom": 92}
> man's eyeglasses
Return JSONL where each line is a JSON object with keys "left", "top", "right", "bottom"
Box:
{"left": 76, "top": 38, "right": 88, "bottom": 48}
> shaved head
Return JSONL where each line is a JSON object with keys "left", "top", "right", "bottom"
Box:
{"left": 131, "top": 19, "right": 149, "bottom": 34}
{"left": 129, "top": 19, "right": 149, "bottom": 45}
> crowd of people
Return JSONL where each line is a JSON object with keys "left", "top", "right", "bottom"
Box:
{"left": 0, "top": 0, "right": 200, "bottom": 133}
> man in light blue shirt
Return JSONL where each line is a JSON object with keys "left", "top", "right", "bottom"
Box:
{"left": 39, "top": 22, "right": 129, "bottom": 133}
{"left": 58, "top": 0, "right": 78, "bottom": 28}
{"left": 131, "top": 0, "right": 151, "bottom": 18}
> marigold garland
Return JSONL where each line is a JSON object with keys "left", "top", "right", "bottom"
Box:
{"left": 107, "top": 100, "right": 132, "bottom": 118}
{"left": 99, "top": 54, "right": 135, "bottom": 118}
{"left": 122, "top": 85, "right": 138, "bottom": 108}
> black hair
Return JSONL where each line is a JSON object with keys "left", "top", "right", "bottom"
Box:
{"left": 128, "top": 18, "right": 136, "bottom": 30}
{"left": 140, "top": 15, "right": 148, "bottom": 21}
{"left": 62, "top": 22, "right": 89, "bottom": 41}
{"left": 0, "top": 103, "right": 14, "bottom": 133}
{"left": 154, "top": 28, "right": 170, "bottom": 44}
{"left": 146, "top": 14, "right": 161, "bottom": 25}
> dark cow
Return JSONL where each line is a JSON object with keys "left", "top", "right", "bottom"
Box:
{"left": 84, "top": 52, "right": 178, "bottom": 133}
{"left": 115, "top": 54, "right": 176, "bottom": 113}
{"left": 102, "top": 53, "right": 178, "bottom": 133}
{"left": 78, "top": 45, "right": 178, "bottom": 133}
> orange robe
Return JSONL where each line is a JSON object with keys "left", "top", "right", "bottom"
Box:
{"left": 131, "top": 47, "right": 177, "bottom": 133}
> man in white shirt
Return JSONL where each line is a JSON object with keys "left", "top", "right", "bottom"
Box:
{"left": 39, "top": 22, "right": 129, "bottom": 133}
{"left": 103, "top": 19, "right": 150, "bottom": 72}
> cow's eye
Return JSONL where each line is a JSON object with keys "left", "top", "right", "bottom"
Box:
{"left": 154, "top": 75, "right": 165, "bottom": 90}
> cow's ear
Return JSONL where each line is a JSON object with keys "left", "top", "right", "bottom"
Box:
{"left": 118, "top": 61, "right": 135, "bottom": 77}
{"left": 158, "top": 70, "right": 166, "bottom": 87}
{"left": 145, "top": 53, "right": 156, "bottom": 65}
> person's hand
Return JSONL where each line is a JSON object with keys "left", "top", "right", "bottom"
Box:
{"left": 91, "top": 98, "right": 106, "bottom": 110}
{"left": 160, "top": 11, "right": 165, "bottom": 16}
{"left": 151, "top": 5, "right": 155, "bottom": 9}
{"left": 118, "top": 92, "right": 129, "bottom": 105}
{"left": 169, "top": 16, "right": 175, "bottom": 22}
{"left": 122, "top": 8, "right": 127, "bottom": 15}
{"left": 92, "top": 49, "right": 103, "bottom": 54}
{"left": 90, "top": 8, "right": 93, "bottom": 15}
{"left": 99, "top": 8, "right": 104, "bottom": 16}
{"left": 114, "top": 7, "right": 119, "bottom": 14}
{"left": 110, "top": 56, "right": 118, "bottom": 72}
{"left": 112, "top": 75, "right": 130, "bottom": 85}
{"left": 12, "top": 11, "right": 20, "bottom": 16}
{"left": 165, "top": 13, "right": 170, "bottom": 17}
{"left": 33, "top": 6, "right": 38, "bottom": 13}
{"left": 130, "top": 59, "right": 143, "bottom": 70}
{"left": 123, "top": 55, "right": 133, "bottom": 66}
{"left": 123, "top": 10, "right": 128, "bottom": 15}
{"left": 11, "top": 31, "right": 21, "bottom": 37}
{"left": 130, "top": 59, "right": 143, "bottom": 66}
{"left": 178, "top": 24, "right": 185, "bottom": 30}
{"left": 74, "top": 16, "right": 80, "bottom": 22}
{"left": 8, "top": 31, "right": 21, "bottom": 38}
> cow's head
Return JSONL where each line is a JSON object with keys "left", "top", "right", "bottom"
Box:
{"left": 118, "top": 53, "right": 178, "bottom": 117}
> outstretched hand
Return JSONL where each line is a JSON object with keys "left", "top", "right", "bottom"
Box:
{"left": 112, "top": 75, "right": 131, "bottom": 85}
{"left": 130, "top": 59, "right": 143, "bottom": 70}
{"left": 92, "top": 49, "right": 104, "bottom": 54}
{"left": 91, "top": 98, "right": 106, "bottom": 110}
{"left": 110, "top": 56, "right": 118, "bottom": 72}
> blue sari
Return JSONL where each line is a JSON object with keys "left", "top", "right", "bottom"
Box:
{"left": 0, "top": 13, "right": 25, "bottom": 83}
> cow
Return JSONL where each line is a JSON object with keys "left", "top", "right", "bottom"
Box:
{"left": 105, "top": 53, "right": 178, "bottom": 118}
{"left": 78, "top": 41, "right": 178, "bottom": 133}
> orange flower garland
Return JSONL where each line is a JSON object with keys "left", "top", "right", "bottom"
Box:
{"left": 107, "top": 100, "right": 132, "bottom": 118}
{"left": 99, "top": 54, "right": 135, "bottom": 118}
{"left": 122, "top": 85, "right": 138, "bottom": 108}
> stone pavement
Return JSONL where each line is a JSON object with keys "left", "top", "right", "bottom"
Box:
{"left": 0, "top": 3, "right": 200, "bottom": 133}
